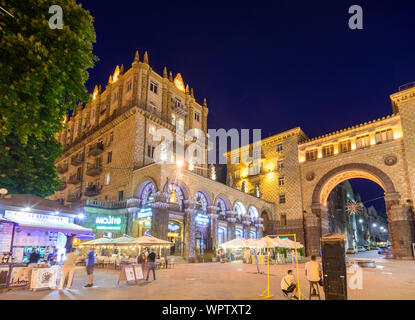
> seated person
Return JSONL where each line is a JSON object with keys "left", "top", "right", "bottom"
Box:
{"left": 281, "top": 270, "right": 298, "bottom": 299}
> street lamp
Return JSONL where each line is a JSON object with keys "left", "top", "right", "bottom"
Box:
{"left": 359, "top": 219, "right": 363, "bottom": 223}
{"left": 372, "top": 223, "right": 377, "bottom": 227}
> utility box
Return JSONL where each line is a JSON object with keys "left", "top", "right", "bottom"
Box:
{"left": 321, "top": 233, "right": 347, "bottom": 300}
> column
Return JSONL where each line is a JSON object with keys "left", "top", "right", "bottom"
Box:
{"left": 226, "top": 210, "right": 236, "bottom": 240}
{"left": 255, "top": 217, "right": 264, "bottom": 238}
{"left": 386, "top": 193, "right": 415, "bottom": 259}
{"left": 183, "top": 200, "right": 196, "bottom": 259}
{"left": 151, "top": 192, "right": 169, "bottom": 240}
{"left": 242, "top": 217, "right": 251, "bottom": 239}
{"left": 207, "top": 205, "right": 220, "bottom": 251}
{"left": 305, "top": 210, "right": 321, "bottom": 257}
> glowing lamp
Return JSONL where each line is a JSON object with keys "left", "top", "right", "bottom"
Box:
{"left": 176, "top": 160, "right": 184, "bottom": 168}
{"left": 298, "top": 157, "right": 305, "bottom": 163}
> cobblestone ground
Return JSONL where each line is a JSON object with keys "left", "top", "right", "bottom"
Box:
{"left": 0, "top": 251, "right": 414, "bottom": 300}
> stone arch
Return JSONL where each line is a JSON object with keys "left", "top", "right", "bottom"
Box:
{"left": 214, "top": 194, "right": 231, "bottom": 211}
{"left": 233, "top": 201, "right": 246, "bottom": 218}
{"left": 135, "top": 177, "right": 158, "bottom": 200}
{"left": 312, "top": 163, "right": 397, "bottom": 206}
{"left": 194, "top": 190, "right": 211, "bottom": 212}
{"left": 162, "top": 181, "right": 190, "bottom": 201}
{"left": 260, "top": 208, "right": 272, "bottom": 235}
{"left": 247, "top": 206, "right": 259, "bottom": 222}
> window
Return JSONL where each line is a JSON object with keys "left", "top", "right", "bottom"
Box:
{"left": 277, "top": 160, "right": 285, "bottom": 170}
{"left": 339, "top": 140, "right": 351, "bottom": 153}
{"left": 171, "top": 114, "right": 176, "bottom": 126}
{"left": 322, "top": 144, "right": 334, "bottom": 157}
{"left": 356, "top": 135, "right": 370, "bottom": 149}
{"left": 234, "top": 170, "right": 240, "bottom": 179}
{"left": 276, "top": 143, "right": 283, "bottom": 152}
{"left": 280, "top": 214, "right": 287, "bottom": 226}
{"left": 231, "top": 154, "right": 240, "bottom": 164}
{"left": 105, "top": 173, "right": 110, "bottom": 185}
{"left": 194, "top": 112, "right": 200, "bottom": 122}
{"left": 375, "top": 128, "right": 393, "bottom": 144}
{"left": 279, "top": 194, "right": 286, "bottom": 204}
{"left": 278, "top": 176, "right": 285, "bottom": 186}
{"left": 174, "top": 98, "right": 182, "bottom": 108}
{"left": 110, "top": 132, "right": 114, "bottom": 143}
{"left": 118, "top": 190, "right": 124, "bottom": 201}
{"left": 150, "top": 81, "right": 158, "bottom": 94}
{"left": 147, "top": 145, "right": 155, "bottom": 158}
{"left": 113, "top": 92, "right": 118, "bottom": 102}
{"left": 149, "top": 124, "right": 156, "bottom": 135}
{"left": 126, "top": 80, "right": 132, "bottom": 92}
{"left": 92, "top": 108, "right": 96, "bottom": 118}
{"left": 100, "top": 106, "right": 107, "bottom": 115}
{"left": 305, "top": 149, "right": 318, "bottom": 161}
{"left": 107, "top": 151, "right": 112, "bottom": 164}
{"left": 82, "top": 117, "right": 87, "bottom": 129}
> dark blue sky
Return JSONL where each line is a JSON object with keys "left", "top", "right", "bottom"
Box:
{"left": 80, "top": 0, "right": 415, "bottom": 210}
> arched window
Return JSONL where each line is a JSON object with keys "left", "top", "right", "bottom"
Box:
{"left": 140, "top": 182, "right": 156, "bottom": 207}
{"left": 234, "top": 201, "right": 246, "bottom": 219}
{"left": 167, "top": 183, "right": 184, "bottom": 207}
{"left": 216, "top": 198, "right": 227, "bottom": 216}
{"left": 194, "top": 191, "right": 208, "bottom": 212}
{"left": 248, "top": 206, "right": 259, "bottom": 222}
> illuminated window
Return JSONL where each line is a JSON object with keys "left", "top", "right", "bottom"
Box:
{"left": 375, "top": 129, "right": 393, "bottom": 144}
{"left": 149, "top": 124, "right": 156, "bottom": 135}
{"left": 356, "top": 135, "right": 370, "bottom": 149}
{"left": 105, "top": 173, "right": 110, "bottom": 185}
{"left": 174, "top": 98, "right": 182, "bottom": 108}
{"left": 113, "top": 92, "right": 118, "bottom": 102}
{"left": 171, "top": 114, "right": 176, "bottom": 126}
{"left": 107, "top": 151, "right": 112, "bottom": 164}
{"left": 339, "top": 140, "right": 351, "bottom": 153}
{"left": 278, "top": 176, "right": 285, "bottom": 186}
{"left": 234, "top": 170, "right": 240, "bottom": 179}
{"left": 279, "top": 194, "right": 286, "bottom": 204}
{"left": 150, "top": 81, "right": 158, "bottom": 94}
{"left": 305, "top": 149, "right": 318, "bottom": 161}
{"left": 276, "top": 143, "right": 283, "bottom": 152}
{"left": 147, "top": 145, "right": 155, "bottom": 158}
{"left": 277, "top": 159, "right": 285, "bottom": 170}
{"left": 322, "top": 144, "right": 334, "bottom": 157}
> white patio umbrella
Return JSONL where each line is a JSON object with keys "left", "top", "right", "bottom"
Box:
{"left": 131, "top": 235, "right": 172, "bottom": 246}
{"left": 245, "top": 238, "right": 263, "bottom": 248}
{"left": 81, "top": 237, "right": 114, "bottom": 245}
{"left": 219, "top": 237, "right": 249, "bottom": 249}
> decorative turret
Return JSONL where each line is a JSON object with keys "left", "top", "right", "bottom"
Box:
{"left": 185, "top": 84, "right": 190, "bottom": 94}
{"left": 143, "top": 51, "right": 149, "bottom": 64}
{"left": 120, "top": 64, "right": 124, "bottom": 75}
{"left": 191, "top": 88, "right": 194, "bottom": 98}
{"left": 203, "top": 98, "right": 207, "bottom": 107}
{"left": 108, "top": 75, "right": 113, "bottom": 85}
{"left": 163, "top": 67, "right": 167, "bottom": 78}
{"left": 169, "top": 71, "right": 173, "bottom": 82}
{"left": 134, "top": 50, "right": 139, "bottom": 63}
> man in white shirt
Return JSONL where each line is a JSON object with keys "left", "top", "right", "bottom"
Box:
{"left": 280, "top": 270, "right": 298, "bottom": 299}
{"left": 59, "top": 248, "right": 77, "bottom": 290}
{"left": 305, "top": 255, "right": 322, "bottom": 295}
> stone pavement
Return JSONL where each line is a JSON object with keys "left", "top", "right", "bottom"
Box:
{"left": 0, "top": 252, "right": 414, "bottom": 300}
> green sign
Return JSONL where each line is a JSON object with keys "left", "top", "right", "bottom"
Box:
{"left": 95, "top": 215, "right": 122, "bottom": 230}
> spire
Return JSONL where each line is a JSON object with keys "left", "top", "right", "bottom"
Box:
{"left": 169, "top": 71, "right": 173, "bottom": 82}
{"left": 203, "top": 98, "right": 207, "bottom": 107}
{"left": 185, "top": 84, "right": 189, "bottom": 94}
{"left": 163, "top": 67, "right": 167, "bottom": 78}
{"left": 108, "top": 75, "right": 113, "bottom": 85}
{"left": 134, "top": 50, "right": 139, "bottom": 62}
{"left": 191, "top": 88, "right": 194, "bottom": 98}
{"left": 143, "top": 51, "right": 149, "bottom": 64}
{"left": 120, "top": 64, "right": 124, "bottom": 74}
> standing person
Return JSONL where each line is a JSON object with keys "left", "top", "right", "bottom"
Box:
{"left": 59, "top": 248, "right": 77, "bottom": 290}
{"left": 28, "top": 248, "right": 40, "bottom": 266}
{"left": 292, "top": 250, "right": 297, "bottom": 267}
{"left": 305, "top": 255, "right": 322, "bottom": 296}
{"left": 138, "top": 251, "right": 147, "bottom": 278}
{"left": 281, "top": 270, "right": 298, "bottom": 299}
{"left": 84, "top": 247, "right": 95, "bottom": 288}
{"left": 146, "top": 249, "right": 156, "bottom": 281}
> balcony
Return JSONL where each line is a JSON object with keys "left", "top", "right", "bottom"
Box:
{"left": 68, "top": 174, "right": 82, "bottom": 184}
{"left": 83, "top": 198, "right": 126, "bottom": 209}
{"left": 84, "top": 184, "right": 102, "bottom": 196}
{"left": 57, "top": 182, "right": 66, "bottom": 191}
{"left": 86, "top": 163, "right": 103, "bottom": 176}
{"left": 71, "top": 153, "right": 84, "bottom": 166}
{"left": 57, "top": 163, "right": 68, "bottom": 174}
{"left": 67, "top": 192, "right": 82, "bottom": 203}
{"left": 88, "top": 142, "right": 104, "bottom": 157}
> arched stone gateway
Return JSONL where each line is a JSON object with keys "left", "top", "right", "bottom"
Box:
{"left": 304, "top": 163, "right": 414, "bottom": 259}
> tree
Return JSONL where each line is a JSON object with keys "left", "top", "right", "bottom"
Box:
{"left": 0, "top": 0, "right": 97, "bottom": 196}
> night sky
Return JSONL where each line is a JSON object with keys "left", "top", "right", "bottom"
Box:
{"left": 80, "top": 0, "right": 415, "bottom": 211}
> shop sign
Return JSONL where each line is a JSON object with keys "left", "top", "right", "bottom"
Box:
{"left": 137, "top": 207, "right": 152, "bottom": 219}
{"left": 5, "top": 210, "right": 70, "bottom": 224}
{"left": 95, "top": 215, "right": 122, "bottom": 230}
{"left": 30, "top": 267, "right": 59, "bottom": 290}
{"left": 9, "top": 267, "right": 30, "bottom": 287}
{"left": 195, "top": 213, "right": 209, "bottom": 226}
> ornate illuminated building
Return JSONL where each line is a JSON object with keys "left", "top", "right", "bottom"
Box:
{"left": 228, "top": 84, "right": 415, "bottom": 259}
{"left": 51, "top": 51, "right": 274, "bottom": 259}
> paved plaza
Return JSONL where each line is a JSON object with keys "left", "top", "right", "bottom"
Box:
{"left": 1, "top": 251, "right": 414, "bottom": 300}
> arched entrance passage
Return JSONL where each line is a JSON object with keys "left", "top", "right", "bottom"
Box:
{"left": 306, "top": 163, "right": 414, "bottom": 259}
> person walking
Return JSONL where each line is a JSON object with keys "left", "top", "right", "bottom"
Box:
{"left": 138, "top": 251, "right": 147, "bottom": 279}
{"left": 305, "top": 255, "right": 322, "bottom": 298}
{"left": 84, "top": 247, "right": 95, "bottom": 288}
{"left": 146, "top": 249, "right": 156, "bottom": 281}
{"left": 59, "top": 248, "right": 77, "bottom": 290}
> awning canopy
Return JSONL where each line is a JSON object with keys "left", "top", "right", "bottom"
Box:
{"left": 6, "top": 216, "right": 93, "bottom": 236}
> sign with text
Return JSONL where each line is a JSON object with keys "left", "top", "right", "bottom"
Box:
{"left": 95, "top": 215, "right": 122, "bottom": 230}
{"left": 5, "top": 210, "right": 70, "bottom": 224}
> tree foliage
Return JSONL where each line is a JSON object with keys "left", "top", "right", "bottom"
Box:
{"left": 0, "top": 0, "right": 97, "bottom": 196}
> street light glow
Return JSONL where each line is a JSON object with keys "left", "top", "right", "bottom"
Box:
{"left": 176, "top": 160, "right": 184, "bottom": 168}
{"left": 372, "top": 223, "right": 377, "bottom": 227}
{"left": 359, "top": 219, "right": 363, "bottom": 223}
{"left": 78, "top": 213, "right": 85, "bottom": 220}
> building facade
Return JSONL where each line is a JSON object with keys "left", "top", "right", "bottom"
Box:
{"left": 228, "top": 85, "right": 415, "bottom": 259}
{"left": 51, "top": 52, "right": 274, "bottom": 259}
